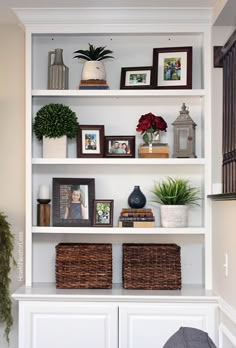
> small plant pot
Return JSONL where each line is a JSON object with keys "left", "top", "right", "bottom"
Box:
{"left": 43, "top": 136, "right": 67, "bottom": 158}
{"left": 81, "top": 61, "right": 106, "bottom": 80}
{"left": 160, "top": 205, "right": 188, "bottom": 228}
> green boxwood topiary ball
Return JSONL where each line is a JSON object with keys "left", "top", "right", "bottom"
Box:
{"left": 33, "top": 103, "right": 79, "bottom": 140}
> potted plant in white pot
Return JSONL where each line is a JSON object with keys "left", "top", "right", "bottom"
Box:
{"left": 73, "top": 43, "right": 114, "bottom": 82}
{"left": 151, "top": 177, "right": 199, "bottom": 227}
{"left": 0, "top": 212, "right": 16, "bottom": 344}
{"left": 33, "top": 103, "right": 78, "bottom": 158}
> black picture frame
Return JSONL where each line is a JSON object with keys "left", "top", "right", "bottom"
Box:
{"left": 104, "top": 136, "right": 135, "bottom": 158}
{"left": 120, "top": 66, "right": 153, "bottom": 89}
{"left": 52, "top": 178, "right": 95, "bottom": 227}
{"left": 152, "top": 47, "right": 192, "bottom": 89}
{"left": 77, "top": 125, "right": 105, "bottom": 158}
{"left": 93, "top": 199, "right": 114, "bottom": 227}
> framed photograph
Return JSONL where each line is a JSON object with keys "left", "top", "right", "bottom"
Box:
{"left": 77, "top": 125, "right": 104, "bottom": 158}
{"left": 105, "top": 136, "right": 135, "bottom": 158}
{"left": 93, "top": 200, "right": 114, "bottom": 227}
{"left": 120, "top": 66, "right": 153, "bottom": 89}
{"left": 52, "top": 178, "right": 95, "bottom": 227}
{"left": 152, "top": 47, "right": 192, "bottom": 89}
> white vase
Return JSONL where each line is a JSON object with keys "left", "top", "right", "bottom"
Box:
{"left": 81, "top": 61, "right": 106, "bottom": 80}
{"left": 160, "top": 205, "right": 188, "bottom": 228}
{"left": 43, "top": 136, "right": 67, "bottom": 158}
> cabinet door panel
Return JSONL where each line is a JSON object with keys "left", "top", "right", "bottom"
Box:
{"left": 19, "top": 301, "right": 118, "bottom": 348}
{"left": 119, "top": 303, "right": 217, "bottom": 348}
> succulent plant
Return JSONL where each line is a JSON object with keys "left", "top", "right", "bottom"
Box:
{"left": 33, "top": 103, "right": 78, "bottom": 140}
{"left": 73, "top": 43, "right": 114, "bottom": 61}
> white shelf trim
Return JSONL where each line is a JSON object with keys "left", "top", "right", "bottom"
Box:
{"left": 32, "top": 158, "right": 206, "bottom": 165}
{"left": 32, "top": 89, "right": 205, "bottom": 97}
{"left": 32, "top": 226, "right": 205, "bottom": 234}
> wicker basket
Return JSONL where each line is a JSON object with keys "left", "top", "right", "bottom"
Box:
{"left": 123, "top": 243, "right": 181, "bottom": 290}
{"left": 56, "top": 243, "right": 112, "bottom": 289}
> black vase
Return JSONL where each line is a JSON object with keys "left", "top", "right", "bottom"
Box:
{"left": 128, "top": 186, "right": 146, "bottom": 209}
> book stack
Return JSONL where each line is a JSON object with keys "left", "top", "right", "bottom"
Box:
{"left": 138, "top": 143, "right": 169, "bottom": 158}
{"left": 118, "top": 208, "right": 155, "bottom": 228}
{"left": 79, "top": 79, "right": 109, "bottom": 90}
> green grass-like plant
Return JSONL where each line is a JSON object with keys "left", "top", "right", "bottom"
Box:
{"left": 0, "top": 212, "right": 16, "bottom": 344}
{"left": 33, "top": 103, "right": 78, "bottom": 140}
{"left": 73, "top": 43, "right": 114, "bottom": 61}
{"left": 151, "top": 177, "right": 199, "bottom": 206}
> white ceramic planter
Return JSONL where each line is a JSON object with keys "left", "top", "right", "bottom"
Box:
{"left": 160, "top": 205, "right": 188, "bottom": 228}
{"left": 43, "top": 136, "right": 67, "bottom": 158}
{"left": 81, "top": 61, "right": 106, "bottom": 80}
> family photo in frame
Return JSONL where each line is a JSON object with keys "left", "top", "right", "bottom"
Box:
{"left": 52, "top": 178, "right": 95, "bottom": 227}
{"left": 105, "top": 136, "right": 135, "bottom": 157}
{"left": 77, "top": 125, "right": 104, "bottom": 158}
{"left": 120, "top": 66, "right": 153, "bottom": 89}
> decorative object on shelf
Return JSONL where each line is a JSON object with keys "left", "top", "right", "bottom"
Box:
{"left": 79, "top": 79, "right": 109, "bottom": 90}
{"left": 77, "top": 125, "right": 104, "bottom": 158}
{"left": 52, "top": 178, "right": 95, "bottom": 227}
{"left": 151, "top": 177, "right": 199, "bottom": 227}
{"left": 56, "top": 243, "right": 112, "bottom": 289}
{"left": 92, "top": 200, "right": 114, "bottom": 227}
{"left": 118, "top": 207, "right": 155, "bottom": 228}
{"left": 136, "top": 112, "right": 168, "bottom": 158}
{"left": 48, "top": 48, "right": 69, "bottom": 90}
{"left": 152, "top": 46, "right": 192, "bottom": 89}
{"left": 123, "top": 243, "right": 181, "bottom": 290}
{"left": 128, "top": 185, "right": 146, "bottom": 209}
{"left": 37, "top": 184, "right": 51, "bottom": 226}
{"left": 33, "top": 103, "right": 78, "bottom": 158}
{"left": 172, "top": 103, "right": 197, "bottom": 158}
{"left": 0, "top": 212, "right": 16, "bottom": 343}
{"left": 104, "top": 136, "right": 135, "bottom": 158}
{"left": 73, "top": 43, "right": 114, "bottom": 86}
{"left": 120, "top": 66, "right": 153, "bottom": 89}
{"left": 136, "top": 112, "right": 167, "bottom": 145}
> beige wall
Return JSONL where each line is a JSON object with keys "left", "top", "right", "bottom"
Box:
{"left": 0, "top": 23, "right": 25, "bottom": 348}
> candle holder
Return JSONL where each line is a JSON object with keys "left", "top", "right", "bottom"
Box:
{"left": 37, "top": 199, "right": 51, "bottom": 226}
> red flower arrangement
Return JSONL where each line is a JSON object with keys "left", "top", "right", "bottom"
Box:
{"left": 136, "top": 112, "right": 167, "bottom": 145}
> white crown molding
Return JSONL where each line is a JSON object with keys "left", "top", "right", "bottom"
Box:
{"left": 12, "top": 7, "right": 212, "bottom": 28}
{"left": 212, "top": 0, "right": 228, "bottom": 24}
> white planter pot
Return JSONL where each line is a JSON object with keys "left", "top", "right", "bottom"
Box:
{"left": 43, "top": 136, "right": 67, "bottom": 158}
{"left": 160, "top": 205, "right": 188, "bottom": 228}
{"left": 81, "top": 61, "right": 106, "bottom": 80}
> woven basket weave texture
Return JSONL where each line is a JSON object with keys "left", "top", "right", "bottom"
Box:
{"left": 56, "top": 243, "right": 112, "bottom": 289}
{"left": 123, "top": 243, "right": 181, "bottom": 290}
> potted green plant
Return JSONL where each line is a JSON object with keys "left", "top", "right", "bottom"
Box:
{"left": 151, "top": 177, "right": 199, "bottom": 227}
{"left": 33, "top": 103, "right": 78, "bottom": 158}
{"left": 73, "top": 43, "right": 114, "bottom": 81}
{"left": 0, "top": 212, "right": 16, "bottom": 343}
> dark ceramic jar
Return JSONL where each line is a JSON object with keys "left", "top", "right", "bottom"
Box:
{"left": 128, "top": 185, "right": 146, "bottom": 209}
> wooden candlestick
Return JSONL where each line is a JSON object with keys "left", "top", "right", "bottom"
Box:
{"left": 37, "top": 199, "right": 51, "bottom": 226}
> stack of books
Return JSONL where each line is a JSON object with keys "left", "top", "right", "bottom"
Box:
{"left": 79, "top": 79, "right": 109, "bottom": 90}
{"left": 138, "top": 143, "right": 169, "bottom": 158}
{"left": 118, "top": 208, "right": 155, "bottom": 228}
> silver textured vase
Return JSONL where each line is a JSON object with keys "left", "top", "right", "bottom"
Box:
{"left": 48, "top": 48, "right": 69, "bottom": 90}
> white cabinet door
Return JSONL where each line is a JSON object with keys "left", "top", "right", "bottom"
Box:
{"left": 119, "top": 303, "right": 217, "bottom": 348}
{"left": 19, "top": 301, "right": 118, "bottom": 348}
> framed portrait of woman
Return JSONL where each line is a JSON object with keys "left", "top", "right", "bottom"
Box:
{"left": 52, "top": 178, "right": 95, "bottom": 227}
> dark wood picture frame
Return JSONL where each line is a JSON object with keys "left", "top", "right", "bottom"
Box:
{"left": 120, "top": 66, "right": 153, "bottom": 89}
{"left": 77, "top": 125, "right": 104, "bottom": 158}
{"left": 52, "top": 178, "right": 95, "bottom": 227}
{"left": 152, "top": 47, "right": 192, "bottom": 89}
{"left": 93, "top": 199, "right": 114, "bottom": 227}
{"left": 104, "top": 136, "right": 135, "bottom": 158}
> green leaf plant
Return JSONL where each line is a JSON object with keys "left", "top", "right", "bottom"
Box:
{"left": 0, "top": 212, "right": 16, "bottom": 344}
{"left": 73, "top": 43, "right": 114, "bottom": 61}
{"left": 33, "top": 103, "right": 78, "bottom": 141}
{"left": 151, "top": 177, "right": 200, "bottom": 206}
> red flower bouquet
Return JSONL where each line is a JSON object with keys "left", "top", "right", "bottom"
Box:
{"left": 136, "top": 112, "right": 167, "bottom": 145}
